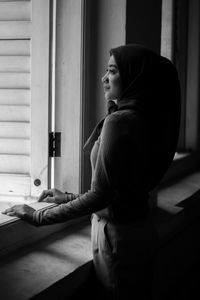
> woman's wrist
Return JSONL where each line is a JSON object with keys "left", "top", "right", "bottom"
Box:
{"left": 65, "top": 192, "right": 79, "bottom": 201}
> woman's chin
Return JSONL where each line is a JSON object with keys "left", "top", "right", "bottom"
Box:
{"left": 104, "top": 94, "right": 110, "bottom": 101}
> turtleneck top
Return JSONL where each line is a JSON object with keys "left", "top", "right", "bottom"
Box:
{"left": 33, "top": 103, "right": 150, "bottom": 226}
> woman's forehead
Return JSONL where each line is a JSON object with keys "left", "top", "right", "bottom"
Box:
{"left": 108, "top": 55, "right": 117, "bottom": 67}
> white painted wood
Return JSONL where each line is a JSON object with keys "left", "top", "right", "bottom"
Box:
{"left": 0, "top": 122, "right": 30, "bottom": 139}
{"left": 0, "top": 89, "right": 30, "bottom": 105}
{"left": 0, "top": 21, "right": 31, "bottom": 39}
{"left": 30, "top": 0, "right": 50, "bottom": 196}
{"left": 0, "top": 154, "right": 30, "bottom": 174}
{"left": 0, "top": 73, "right": 30, "bottom": 89}
{"left": 0, "top": 0, "right": 49, "bottom": 198}
{"left": 0, "top": 174, "right": 30, "bottom": 196}
{"left": 0, "top": 0, "right": 30, "bottom": 2}
{"left": 161, "top": 0, "right": 173, "bottom": 60}
{"left": 0, "top": 56, "right": 30, "bottom": 72}
{"left": 0, "top": 105, "right": 30, "bottom": 122}
{"left": 0, "top": 40, "right": 30, "bottom": 55}
{"left": 0, "top": 138, "right": 30, "bottom": 155}
{"left": 54, "top": 0, "right": 82, "bottom": 194}
{"left": 0, "top": 1, "right": 31, "bottom": 196}
{"left": 0, "top": 1, "right": 30, "bottom": 21}
{"left": 49, "top": 0, "right": 57, "bottom": 187}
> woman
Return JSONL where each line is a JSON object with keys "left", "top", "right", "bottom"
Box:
{"left": 3, "top": 44, "right": 181, "bottom": 299}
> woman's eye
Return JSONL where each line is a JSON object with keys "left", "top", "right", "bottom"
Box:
{"left": 108, "top": 69, "right": 115, "bottom": 74}
{"left": 104, "top": 68, "right": 116, "bottom": 76}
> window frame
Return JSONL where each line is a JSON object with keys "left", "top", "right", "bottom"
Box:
{"left": 174, "top": 0, "right": 200, "bottom": 152}
{"left": 158, "top": 0, "right": 200, "bottom": 190}
{"left": 0, "top": 0, "right": 127, "bottom": 256}
{"left": 0, "top": 0, "right": 50, "bottom": 199}
{"left": 161, "top": 0, "right": 200, "bottom": 166}
{"left": 0, "top": 0, "right": 85, "bottom": 256}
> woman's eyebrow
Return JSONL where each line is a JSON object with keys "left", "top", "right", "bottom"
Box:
{"left": 108, "top": 64, "right": 118, "bottom": 69}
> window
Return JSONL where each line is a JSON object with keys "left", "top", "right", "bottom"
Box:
{"left": 161, "top": 0, "right": 174, "bottom": 61}
{"left": 0, "top": 0, "right": 86, "bottom": 255}
{"left": 53, "top": 0, "right": 83, "bottom": 194}
{"left": 161, "top": 0, "right": 200, "bottom": 154}
{"left": 159, "top": 0, "right": 200, "bottom": 185}
{"left": 0, "top": 0, "right": 50, "bottom": 206}
{"left": 0, "top": 0, "right": 127, "bottom": 255}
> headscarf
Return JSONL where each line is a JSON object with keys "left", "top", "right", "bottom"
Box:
{"left": 85, "top": 44, "right": 181, "bottom": 190}
{"left": 110, "top": 44, "right": 180, "bottom": 113}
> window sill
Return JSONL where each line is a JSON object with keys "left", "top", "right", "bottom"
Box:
{"left": 0, "top": 198, "right": 91, "bottom": 259}
{"left": 160, "top": 151, "right": 200, "bottom": 186}
{"left": 0, "top": 218, "right": 92, "bottom": 300}
{"left": 0, "top": 200, "right": 56, "bottom": 226}
{"left": 152, "top": 157, "right": 200, "bottom": 243}
{"left": 0, "top": 199, "right": 70, "bottom": 257}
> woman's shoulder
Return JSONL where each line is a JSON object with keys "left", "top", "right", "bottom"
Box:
{"left": 105, "top": 109, "right": 139, "bottom": 125}
{"left": 102, "top": 110, "right": 144, "bottom": 139}
{"left": 101, "top": 110, "right": 146, "bottom": 143}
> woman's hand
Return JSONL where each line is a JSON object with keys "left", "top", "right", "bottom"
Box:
{"left": 2, "top": 204, "right": 35, "bottom": 224}
{"left": 38, "top": 188, "right": 68, "bottom": 204}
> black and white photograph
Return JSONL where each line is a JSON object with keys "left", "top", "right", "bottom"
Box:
{"left": 0, "top": 0, "right": 199, "bottom": 299}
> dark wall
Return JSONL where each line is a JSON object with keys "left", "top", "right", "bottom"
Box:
{"left": 126, "top": 0, "right": 162, "bottom": 54}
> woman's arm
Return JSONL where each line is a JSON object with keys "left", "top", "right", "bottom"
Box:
{"left": 3, "top": 114, "right": 134, "bottom": 226}
{"left": 33, "top": 115, "right": 123, "bottom": 226}
{"left": 38, "top": 188, "right": 78, "bottom": 204}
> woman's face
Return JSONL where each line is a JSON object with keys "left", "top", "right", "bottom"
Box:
{"left": 102, "top": 55, "right": 122, "bottom": 101}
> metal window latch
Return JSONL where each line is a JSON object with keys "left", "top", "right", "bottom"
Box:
{"left": 49, "top": 132, "right": 61, "bottom": 157}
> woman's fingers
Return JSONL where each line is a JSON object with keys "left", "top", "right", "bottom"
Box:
{"left": 38, "top": 190, "right": 46, "bottom": 202}
{"left": 38, "top": 190, "right": 53, "bottom": 202}
{"left": 6, "top": 211, "right": 16, "bottom": 216}
{"left": 2, "top": 205, "right": 23, "bottom": 217}
{"left": 2, "top": 205, "right": 36, "bottom": 224}
{"left": 2, "top": 207, "right": 14, "bottom": 215}
{"left": 44, "top": 197, "right": 55, "bottom": 203}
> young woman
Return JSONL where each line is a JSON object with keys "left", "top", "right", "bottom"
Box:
{"left": 3, "top": 44, "right": 181, "bottom": 299}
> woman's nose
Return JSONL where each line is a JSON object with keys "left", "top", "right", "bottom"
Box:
{"left": 101, "top": 73, "right": 108, "bottom": 83}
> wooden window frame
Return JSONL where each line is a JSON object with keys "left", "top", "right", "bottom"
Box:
{"left": 0, "top": 0, "right": 85, "bottom": 257}
{"left": 174, "top": 0, "right": 200, "bottom": 153}
{"left": 161, "top": 0, "right": 200, "bottom": 160}
{"left": 0, "top": 0, "right": 127, "bottom": 257}
{"left": 159, "top": 0, "right": 200, "bottom": 186}
{"left": 0, "top": 0, "right": 50, "bottom": 200}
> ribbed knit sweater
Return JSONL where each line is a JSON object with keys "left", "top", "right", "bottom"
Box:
{"left": 33, "top": 108, "right": 149, "bottom": 226}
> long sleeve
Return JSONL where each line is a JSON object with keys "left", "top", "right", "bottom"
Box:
{"left": 33, "top": 115, "right": 117, "bottom": 226}
{"left": 33, "top": 111, "right": 147, "bottom": 226}
{"left": 33, "top": 190, "right": 109, "bottom": 226}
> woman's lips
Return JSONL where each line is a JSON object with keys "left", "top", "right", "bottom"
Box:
{"left": 103, "top": 85, "right": 110, "bottom": 92}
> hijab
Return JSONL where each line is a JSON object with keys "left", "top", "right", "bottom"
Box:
{"left": 85, "top": 44, "right": 181, "bottom": 190}
{"left": 110, "top": 44, "right": 181, "bottom": 115}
